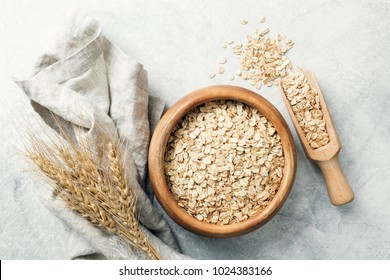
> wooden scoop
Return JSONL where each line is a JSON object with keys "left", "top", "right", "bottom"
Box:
{"left": 278, "top": 69, "right": 354, "bottom": 206}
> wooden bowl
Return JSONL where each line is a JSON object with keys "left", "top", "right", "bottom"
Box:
{"left": 148, "top": 85, "right": 297, "bottom": 238}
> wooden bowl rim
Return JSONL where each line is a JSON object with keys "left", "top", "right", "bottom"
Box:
{"left": 148, "top": 85, "right": 297, "bottom": 238}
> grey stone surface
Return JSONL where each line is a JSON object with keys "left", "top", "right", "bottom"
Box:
{"left": 0, "top": 0, "right": 389, "bottom": 259}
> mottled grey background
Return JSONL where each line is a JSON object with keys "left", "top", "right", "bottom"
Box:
{"left": 0, "top": 0, "right": 389, "bottom": 259}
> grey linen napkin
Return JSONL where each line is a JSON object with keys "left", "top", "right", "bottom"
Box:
{"left": 14, "top": 12, "right": 188, "bottom": 260}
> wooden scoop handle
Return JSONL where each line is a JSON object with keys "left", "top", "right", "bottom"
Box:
{"left": 316, "top": 154, "right": 354, "bottom": 206}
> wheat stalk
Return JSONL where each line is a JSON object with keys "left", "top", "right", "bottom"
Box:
{"left": 26, "top": 129, "right": 161, "bottom": 260}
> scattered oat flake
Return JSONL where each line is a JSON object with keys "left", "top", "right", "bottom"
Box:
{"left": 261, "top": 28, "right": 269, "bottom": 35}
{"left": 210, "top": 17, "right": 294, "bottom": 91}
{"left": 209, "top": 72, "right": 216, "bottom": 79}
{"left": 229, "top": 75, "right": 235, "bottom": 81}
{"left": 219, "top": 58, "right": 227, "bottom": 64}
{"left": 234, "top": 25, "right": 294, "bottom": 90}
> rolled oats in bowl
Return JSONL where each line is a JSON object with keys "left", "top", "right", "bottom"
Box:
{"left": 164, "top": 100, "right": 285, "bottom": 225}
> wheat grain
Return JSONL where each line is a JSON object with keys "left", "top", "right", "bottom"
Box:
{"left": 26, "top": 132, "right": 161, "bottom": 260}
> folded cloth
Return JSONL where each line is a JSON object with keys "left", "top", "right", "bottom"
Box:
{"left": 15, "top": 11, "right": 188, "bottom": 260}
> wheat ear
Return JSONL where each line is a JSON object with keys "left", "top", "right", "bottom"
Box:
{"left": 26, "top": 133, "right": 161, "bottom": 260}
